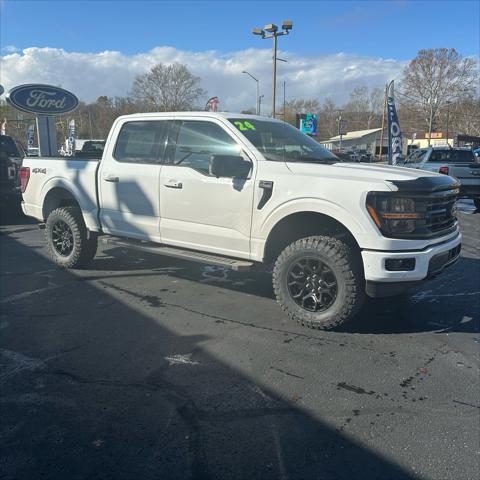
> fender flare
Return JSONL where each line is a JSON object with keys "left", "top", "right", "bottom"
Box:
{"left": 40, "top": 177, "right": 98, "bottom": 230}
{"left": 258, "top": 197, "right": 367, "bottom": 250}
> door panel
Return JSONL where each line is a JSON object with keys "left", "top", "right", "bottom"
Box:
{"left": 100, "top": 164, "right": 161, "bottom": 240}
{"left": 99, "top": 120, "right": 171, "bottom": 241}
{"left": 159, "top": 120, "right": 255, "bottom": 258}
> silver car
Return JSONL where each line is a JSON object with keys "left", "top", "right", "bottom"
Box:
{"left": 401, "top": 146, "right": 480, "bottom": 209}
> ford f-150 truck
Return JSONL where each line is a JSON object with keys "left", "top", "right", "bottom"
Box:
{"left": 20, "top": 112, "right": 462, "bottom": 329}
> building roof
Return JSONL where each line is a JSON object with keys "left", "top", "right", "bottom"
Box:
{"left": 322, "top": 128, "right": 383, "bottom": 143}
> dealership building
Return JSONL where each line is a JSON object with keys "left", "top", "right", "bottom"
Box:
{"left": 320, "top": 127, "right": 388, "bottom": 156}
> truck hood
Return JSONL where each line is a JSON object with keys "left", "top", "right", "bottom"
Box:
{"left": 286, "top": 161, "right": 459, "bottom": 192}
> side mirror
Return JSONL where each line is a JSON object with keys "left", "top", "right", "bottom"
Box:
{"left": 209, "top": 155, "right": 251, "bottom": 179}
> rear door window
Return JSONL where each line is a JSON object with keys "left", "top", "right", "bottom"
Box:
{"left": 428, "top": 150, "right": 476, "bottom": 163}
{"left": 114, "top": 121, "right": 170, "bottom": 164}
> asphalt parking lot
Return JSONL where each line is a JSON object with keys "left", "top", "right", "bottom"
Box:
{"left": 1, "top": 203, "right": 479, "bottom": 480}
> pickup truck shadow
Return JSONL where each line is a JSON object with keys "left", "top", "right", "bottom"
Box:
{"left": 95, "top": 246, "right": 479, "bottom": 335}
{"left": 1, "top": 231, "right": 416, "bottom": 480}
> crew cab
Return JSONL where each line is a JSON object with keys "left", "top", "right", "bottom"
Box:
{"left": 401, "top": 146, "right": 480, "bottom": 209}
{"left": 20, "top": 113, "right": 462, "bottom": 329}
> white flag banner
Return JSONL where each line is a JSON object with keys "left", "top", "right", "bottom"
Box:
{"left": 27, "top": 124, "right": 35, "bottom": 148}
{"left": 68, "top": 119, "right": 76, "bottom": 155}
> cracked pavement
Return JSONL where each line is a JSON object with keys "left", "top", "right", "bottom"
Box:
{"left": 0, "top": 206, "right": 479, "bottom": 480}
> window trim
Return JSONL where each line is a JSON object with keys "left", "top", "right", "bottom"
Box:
{"left": 113, "top": 120, "right": 171, "bottom": 165}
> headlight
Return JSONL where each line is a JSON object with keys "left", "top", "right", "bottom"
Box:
{"left": 366, "top": 193, "right": 423, "bottom": 236}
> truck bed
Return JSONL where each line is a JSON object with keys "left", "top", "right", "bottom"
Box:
{"left": 21, "top": 156, "right": 101, "bottom": 231}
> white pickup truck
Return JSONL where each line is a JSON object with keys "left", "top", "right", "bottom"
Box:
{"left": 20, "top": 112, "right": 462, "bottom": 329}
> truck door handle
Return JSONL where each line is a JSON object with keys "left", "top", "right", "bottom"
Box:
{"left": 104, "top": 175, "right": 119, "bottom": 183}
{"left": 164, "top": 180, "right": 183, "bottom": 189}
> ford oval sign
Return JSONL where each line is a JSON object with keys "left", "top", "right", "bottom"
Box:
{"left": 6, "top": 84, "right": 79, "bottom": 115}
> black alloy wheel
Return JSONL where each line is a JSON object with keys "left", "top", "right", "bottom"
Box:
{"left": 287, "top": 257, "right": 338, "bottom": 312}
{"left": 51, "top": 220, "right": 74, "bottom": 256}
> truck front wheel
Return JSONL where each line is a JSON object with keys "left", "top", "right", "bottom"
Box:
{"left": 273, "top": 236, "right": 365, "bottom": 330}
{"left": 45, "top": 206, "right": 97, "bottom": 268}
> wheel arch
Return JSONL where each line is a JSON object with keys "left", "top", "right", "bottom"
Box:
{"left": 263, "top": 211, "right": 362, "bottom": 264}
{"left": 40, "top": 177, "right": 99, "bottom": 231}
{"left": 42, "top": 186, "right": 81, "bottom": 220}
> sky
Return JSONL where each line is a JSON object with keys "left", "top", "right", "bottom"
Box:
{"left": 1, "top": 0, "right": 479, "bottom": 111}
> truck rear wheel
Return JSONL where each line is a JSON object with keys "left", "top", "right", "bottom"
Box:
{"left": 474, "top": 198, "right": 480, "bottom": 210}
{"left": 272, "top": 236, "right": 365, "bottom": 330}
{"left": 45, "top": 206, "right": 97, "bottom": 268}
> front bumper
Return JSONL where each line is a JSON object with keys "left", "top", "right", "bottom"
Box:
{"left": 459, "top": 184, "right": 480, "bottom": 198}
{"left": 362, "top": 231, "right": 462, "bottom": 288}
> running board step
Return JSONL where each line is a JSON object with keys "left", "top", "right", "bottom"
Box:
{"left": 102, "top": 237, "right": 254, "bottom": 271}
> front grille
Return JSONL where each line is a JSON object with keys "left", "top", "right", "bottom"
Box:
{"left": 413, "top": 188, "right": 459, "bottom": 239}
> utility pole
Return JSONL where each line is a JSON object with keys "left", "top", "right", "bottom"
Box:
{"left": 283, "top": 80, "right": 286, "bottom": 121}
{"left": 427, "top": 96, "right": 437, "bottom": 147}
{"left": 272, "top": 33, "right": 277, "bottom": 117}
{"left": 339, "top": 115, "right": 343, "bottom": 152}
{"left": 379, "top": 83, "right": 387, "bottom": 161}
{"left": 337, "top": 111, "right": 345, "bottom": 152}
{"left": 252, "top": 21, "right": 292, "bottom": 118}
{"left": 446, "top": 101, "right": 451, "bottom": 146}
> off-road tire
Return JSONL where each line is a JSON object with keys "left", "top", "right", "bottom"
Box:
{"left": 273, "top": 236, "right": 365, "bottom": 330}
{"left": 45, "top": 206, "right": 97, "bottom": 268}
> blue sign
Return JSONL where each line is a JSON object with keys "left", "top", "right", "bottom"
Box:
{"left": 6, "top": 84, "right": 78, "bottom": 115}
{"left": 300, "top": 113, "right": 318, "bottom": 136}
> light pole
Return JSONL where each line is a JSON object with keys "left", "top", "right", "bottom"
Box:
{"left": 259, "top": 94, "right": 264, "bottom": 115}
{"left": 445, "top": 101, "right": 451, "bottom": 146}
{"left": 242, "top": 71, "right": 260, "bottom": 115}
{"left": 252, "top": 20, "right": 293, "bottom": 118}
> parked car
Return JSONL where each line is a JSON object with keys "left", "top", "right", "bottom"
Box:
{"left": 400, "top": 146, "right": 480, "bottom": 209}
{"left": 20, "top": 113, "right": 462, "bottom": 329}
{"left": 27, "top": 147, "right": 39, "bottom": 156}
{"left": 0, "top": 134, "right": 24, "bottom": 206}
{"left": 74, "top": 139, "right": 105, "bottom": 158}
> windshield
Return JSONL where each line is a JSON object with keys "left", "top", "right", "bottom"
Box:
{"left": 228, "top": 119, "right": 338, "bottom": 164}
{"left": 403, "top": 149, "right": 426, "bottom": 164}
{"left": 0, "top": 135, "right": 21, "bottom": 157}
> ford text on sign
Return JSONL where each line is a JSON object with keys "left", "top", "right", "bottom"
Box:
{"left": 6, "top": 84, "right": 78, "bottom": 115}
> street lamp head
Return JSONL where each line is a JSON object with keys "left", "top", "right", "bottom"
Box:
{"left": 282, "top": 20, "right": 293, "bottom": 31}
{"left": 252, "top": 27, "right": 264, "bottom": 36}
{"left": 264, "top": 23, "right": 278, "bottom": 33}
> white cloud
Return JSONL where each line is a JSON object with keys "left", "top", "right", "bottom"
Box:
{"left": 0, "top": 46, "right": 407, "bottom": 111}
{"left": 1, "top": 45, "right": 20, "bottom": 54}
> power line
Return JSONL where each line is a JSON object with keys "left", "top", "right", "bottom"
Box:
{"left": 395, "top": 89, "right": 480, "bottom": 120}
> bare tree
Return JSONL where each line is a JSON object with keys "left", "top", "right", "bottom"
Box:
{"left": 319, "top": 97, "right": 339, "bottom": 139}
{"left": 278, "top": 98, "right": 321, "bottom": 126}
{"left": 449, "top": 94, "right": 480, "bottom": 136}
{"left": 344, "top": 86, "right": 383, "bottom": 130}
{"left": 401, "top": 48, "right": 478, "bottom": 145}
{"left": 131, "top": 63, "right": 206, "bottom": 111}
